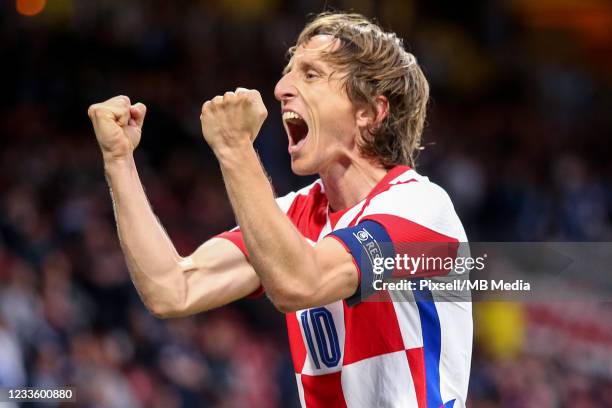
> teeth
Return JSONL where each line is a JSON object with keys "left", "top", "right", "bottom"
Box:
{"left": 282, "top": 111, "right": 303, "bottom": 121}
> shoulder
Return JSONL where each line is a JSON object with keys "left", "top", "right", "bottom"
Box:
{"left": 362, "top": 169, "right": 467, "bottom": 241}
{"left": 275, "top": 179, "right": 326, "bottom": 213}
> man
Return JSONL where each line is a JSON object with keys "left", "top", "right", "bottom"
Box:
{"left": 88, "top": 12, "right": 471, "bottom": 408}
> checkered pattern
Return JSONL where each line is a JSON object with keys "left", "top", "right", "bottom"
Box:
{"left": 219, "top": 166, "right": 472, "bottom": 408}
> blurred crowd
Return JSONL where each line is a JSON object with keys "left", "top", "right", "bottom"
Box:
{"left": 1, "top": 0, "right": 611, "bottom": 407}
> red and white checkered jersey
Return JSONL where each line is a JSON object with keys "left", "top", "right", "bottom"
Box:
{"left": 218, "top": 165, "right": 472, "bottom": 408}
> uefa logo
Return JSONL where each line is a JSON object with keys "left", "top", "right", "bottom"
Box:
{"left": 354, "top": 229, "right": 371, "bottom": 243}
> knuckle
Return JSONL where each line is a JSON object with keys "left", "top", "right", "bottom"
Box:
{"left": 93, "top": 107, "right": 107, "bottom": 118}
{"left": 202, "top": 106, "right": 211, "bottom": 116}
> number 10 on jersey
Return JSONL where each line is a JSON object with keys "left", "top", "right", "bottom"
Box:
{"left": 300, "top": 307, "right": 341, "bottom": 369}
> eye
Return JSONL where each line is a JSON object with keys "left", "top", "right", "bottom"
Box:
{"left": 305, "top": 71, "right": 319, "bottom": 80}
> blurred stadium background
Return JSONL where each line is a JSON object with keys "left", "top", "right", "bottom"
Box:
{"left": 1, "top": 0, "right": 612, "bottom": 406}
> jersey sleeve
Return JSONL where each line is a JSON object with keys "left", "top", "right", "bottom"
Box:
{"left": 215, "top": 190, "right": 298, "bottom": 299}
{"left": 328, "top": 181, "right": 466, "bottom": 306}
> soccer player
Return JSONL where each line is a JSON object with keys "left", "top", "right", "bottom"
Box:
{"left": 87, "top": 13, "right": 471, "bottom": 408}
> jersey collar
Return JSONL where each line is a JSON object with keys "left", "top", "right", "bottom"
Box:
{"left": 327, "top": 165, "right": 411, "bottom": 228}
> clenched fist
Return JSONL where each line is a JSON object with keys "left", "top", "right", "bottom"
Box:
{"left": 200, "top": 88, "right": 268, "bottom": 155}
{"left": 87, "top": 95, "right": 147, "bottom": 163}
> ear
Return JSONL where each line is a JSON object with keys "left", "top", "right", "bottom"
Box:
{"left": 355, "top": 95, "right": 389, "bottom": 131}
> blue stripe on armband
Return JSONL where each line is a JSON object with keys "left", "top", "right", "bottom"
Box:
{"left": 329, "top": 220, "right": 395, "bottom": 306}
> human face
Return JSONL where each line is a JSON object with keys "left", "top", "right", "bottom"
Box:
{"left": 274, "top": 35, "right": 359, "bottom": 175}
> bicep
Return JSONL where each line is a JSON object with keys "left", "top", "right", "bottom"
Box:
{"left": 309, "top": 237, "right": 359, "bottom": 307}
{"left": 175, "top": 237, "right": 261, "bottom": 316}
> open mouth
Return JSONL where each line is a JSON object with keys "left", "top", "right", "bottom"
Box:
{"left": 282, "top": 111, "right": 309, "bottom": 153}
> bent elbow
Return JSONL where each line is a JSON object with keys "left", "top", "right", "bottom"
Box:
{"left": 272, "top": 299, "right": 298, "bottom": 314}
{"left": 143, "top": 300, "right": 183, "bottom": 319}
{"left": 150, "top": 308, "right": 173, "bottom": 319}
{"left": 269, "top": 286, "right": 317, "bottom": 313}
{"left": 139, "top": 280, "right": 190, "bottom": 319}
{"left": 139, "top": 262, "right": 199, "bottom": 319}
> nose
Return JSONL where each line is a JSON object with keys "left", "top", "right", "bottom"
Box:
{"left": 274, "top": 72, "right": 297, "bottom": 103}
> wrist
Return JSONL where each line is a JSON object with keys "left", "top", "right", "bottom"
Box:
{"left": 103, "top": 155, "right": 136, "bottom": 177}
{"left": 214, "top": 140, "right": 256, "bottom": 168}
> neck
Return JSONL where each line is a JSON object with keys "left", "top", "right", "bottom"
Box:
{"left": 319, "top": 156, "right": 388, "bottom": 212}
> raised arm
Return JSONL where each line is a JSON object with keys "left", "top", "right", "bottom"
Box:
{"left": 200, "top": 90, "right": 359, "bottom": 312}
{"left": 88, "top": 96, "right": 260, "bottom": 318}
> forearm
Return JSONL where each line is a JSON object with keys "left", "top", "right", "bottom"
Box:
{"left": 104, "top": 157, "right": 190, "bottom": 314}
{"left": 217, "top": 146, "right": 319, "bottom": 308}
{"left": 199, "top": 88, "right": 354, "bottom": 310}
